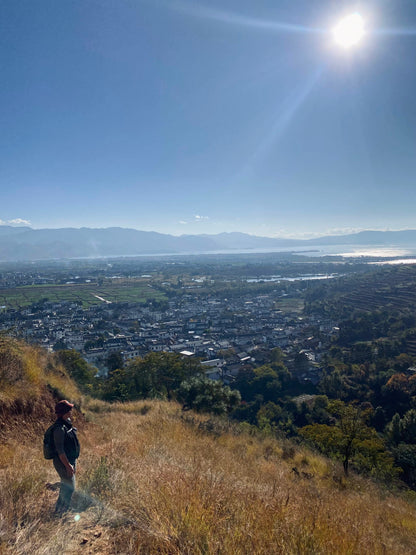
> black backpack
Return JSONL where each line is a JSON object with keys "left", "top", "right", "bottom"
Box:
{"left": 43, "top": 422, "right": 59, "bottom": 459}
{"left": 43, "top": 421, "right": 80, "bottom": 461}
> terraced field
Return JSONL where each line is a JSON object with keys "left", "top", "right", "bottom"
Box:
{"left": 339, "top": 265, "right": 416, "bottom": 313}
{"left": 0, "top": 279, "right": 166, "bottom": 309}
{"left": 306, "top": 264, "right": 416, "bottom": 320}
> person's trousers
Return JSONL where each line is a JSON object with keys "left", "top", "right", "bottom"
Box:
{"left": 53, "top": 457, "right": 76, "bottom": 514}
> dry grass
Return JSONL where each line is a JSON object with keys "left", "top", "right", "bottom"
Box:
{"left": 2, "top": 398, "right": 416, "bottom": 554}
{"left": 0, "top": 336, "right": 80, "bottom": 410}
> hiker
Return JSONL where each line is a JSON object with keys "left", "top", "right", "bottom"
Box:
{"left": 52, "top": 400, "right": 80, "bottom": 515}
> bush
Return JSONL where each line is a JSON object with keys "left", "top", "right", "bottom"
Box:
{"left": 178, "top": 376, "right": 241, "bottom": 416}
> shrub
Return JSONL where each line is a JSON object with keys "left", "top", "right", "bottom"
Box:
{"left": 178, "top": 376, "right": 241, "bottom": 416}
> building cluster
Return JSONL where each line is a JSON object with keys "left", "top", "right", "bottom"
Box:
{"left": 0, "top": 285, "right": 338, "bottom": 384}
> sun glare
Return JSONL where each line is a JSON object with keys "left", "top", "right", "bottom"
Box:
{"left": 332, "top": 13, "right": 365, "bottom": 48}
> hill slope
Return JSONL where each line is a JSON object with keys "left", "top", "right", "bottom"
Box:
{"left": 1, "top": 339, "right": 416, "bottom": 554}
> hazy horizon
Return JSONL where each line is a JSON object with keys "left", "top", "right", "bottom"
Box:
{"left": 2, "top": 223, "right": 416, "bottom": 241}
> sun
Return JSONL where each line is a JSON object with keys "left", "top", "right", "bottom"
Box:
{"left": 332, "top": 13, "right": 365, "bottom": 48}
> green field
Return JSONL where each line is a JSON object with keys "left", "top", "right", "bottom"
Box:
{"left": 0, "top": 280, "right": 166, "bottom": 309}
{"left": 275, "top": 297, "right": 304, "bottom": 314}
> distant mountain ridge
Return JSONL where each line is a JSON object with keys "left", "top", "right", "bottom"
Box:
{"left": 0, "top": 226, "right": 415, "bottom": 261}
{"left": 309, "top": 230, "right": 416, "bottom": 245}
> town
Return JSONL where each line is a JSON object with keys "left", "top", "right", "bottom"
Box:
{"left": 0, "top": 254, "right": 350, "bottom": 384}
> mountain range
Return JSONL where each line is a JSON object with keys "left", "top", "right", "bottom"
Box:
{"left": 0, "top": 226, "right": 415, "bottom": 261}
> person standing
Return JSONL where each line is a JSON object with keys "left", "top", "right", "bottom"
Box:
{"left": 52, "top": 400, "right": 80, "bottom": 515}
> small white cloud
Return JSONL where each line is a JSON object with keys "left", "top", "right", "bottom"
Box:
{"left": 8, "top": 218, "right": 32, "bottom": 226}
{"left": 194, "top": 214, "right": 209, "bottom": 221}
{"left": 179, "top": 220, "right": 188, "bottom": 225}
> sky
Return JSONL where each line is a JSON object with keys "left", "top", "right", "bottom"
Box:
{"left": 1, "top": 0, "right": 416, "bottom": 238}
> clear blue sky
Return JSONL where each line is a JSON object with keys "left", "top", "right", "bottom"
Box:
{"left": 1, "top": 0, "right": 416, "bottom": 237}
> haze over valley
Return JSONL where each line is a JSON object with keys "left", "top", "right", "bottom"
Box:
{"left": 1, "top": 225, "right": 416, "bottom": 261}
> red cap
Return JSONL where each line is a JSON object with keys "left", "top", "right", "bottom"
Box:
{"left": 55, "top": 400, "right": 74, "bottom": 415}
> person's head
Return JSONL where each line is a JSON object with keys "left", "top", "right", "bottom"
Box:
{"left": 55, "top": 399, "right": 74, "bottom": 419}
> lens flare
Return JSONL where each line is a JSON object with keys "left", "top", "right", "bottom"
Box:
{"left": 332, "top": 13, "right": 365, "bottom": 48}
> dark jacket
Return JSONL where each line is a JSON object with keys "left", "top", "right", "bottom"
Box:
{"left": 53, "top": 418, "right": 80, "bottom": 464}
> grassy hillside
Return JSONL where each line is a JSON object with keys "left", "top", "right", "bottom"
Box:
{"left": 0, "top": 335, "right": 81, "bottom": 416}
{"left": 1, "top": 338, "right": 416, "bottom": 554}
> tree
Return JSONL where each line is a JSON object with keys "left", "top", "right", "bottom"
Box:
{"left": 372, "top": 406, "right": 387, "bottom": 432}
{"left": 234, "top": 363, "right": 291, "bottom": 403}
{"left": 101, "top": 352, "right": 203, "bottom": 402}
{"left": 393, "top": 353, "right": 414, "bottom": 372}
{"left": 250, "top": 365, "right": 283, "bottom": 402}
{"left": 382, "top": 373, "right": 412, "bottom": 416}
{"left": 310, "top": 395, "right": 332, "bottom": 425}
{"left": 392, "top": 443, "right": 416, "bottom": 488}
{"left": 100, "top": 368, "right": 131, "bottom": 402}
{"left": 399, "top": 409, "right": 416, "bottom": 444}
{"left": 269, "top": 347, "right": 285, "bottom": 364}
{"left": 318, "top": 368, "right": 346, "bottom": 399}
{"left": 330, "top": 401, "right": 369, "bottom": 476}
{"left": 385, "top": 410, "right": 416, "bottom": 487}
{"left": 255, "top": 401, "right": 295, "bottom": 435}
{"left": 386, "top": 409, "right": 416, "bottom": 446}
{"left": 256, "top": 401, "right": 283, "bottom": 430}
{"left": 53, "top": 339, "right": 68, "bottom": 351}
{"left": 55, "top": 350, "right": 96, "bottom": 393}
{"left": 106, "top": 351, "right": 124, "bottom": 374}
{"left": 233, "top": 367, "right": 256, "bottom": 401}
{"left": 178, "top": 376, "right": 241, "bottom": 415}
{"left": 300, "top": 401, "right": 397, "bottom": 478}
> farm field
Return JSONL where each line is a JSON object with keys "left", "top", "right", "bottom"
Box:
{"left": 0, "top": 280, "right": 166, "bottom": 309}
{"left": 275, "top": 297, "right": 304, "bottom": 313}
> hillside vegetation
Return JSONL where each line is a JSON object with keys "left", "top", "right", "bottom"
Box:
{"left": 1, "top": 338, "right": 416, "bottom": 554}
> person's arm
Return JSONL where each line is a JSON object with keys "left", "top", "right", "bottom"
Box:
{"left": 53, "top": 425, "right": 74, "bottom": 477}
{"left": 58, "top": 452, "right": 75, "bottom": 477}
